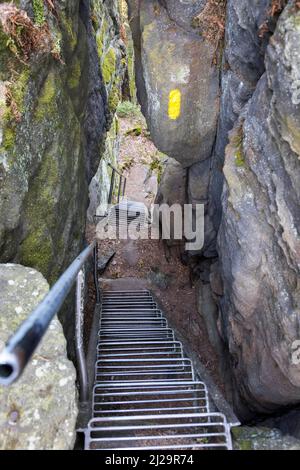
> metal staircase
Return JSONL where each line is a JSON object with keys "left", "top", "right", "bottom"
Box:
{"left": 83, "top": 290, "right": 233, "bottom": 450}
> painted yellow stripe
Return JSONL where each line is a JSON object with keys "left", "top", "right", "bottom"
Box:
{"left": 168, "top": 89, "right": 181, "bottom": 120}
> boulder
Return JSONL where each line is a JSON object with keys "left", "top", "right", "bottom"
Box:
{"left": 127, "top": 0, "right": 219, "bottom": 167}
{"left": 156, "top": 157, "right": 187, "bottom": 207}
{"left": 155, "top": 158, "right": 186, "bottom": 247}
{"left": 0, "top": 264, "right": 77, "bottom": 450}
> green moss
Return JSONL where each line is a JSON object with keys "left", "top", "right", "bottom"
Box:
{"left": 20, "top": 228, "right": 53, "bottom": 277}
{"left": 125, "top": 126, "right": 142, "bottom": 136}
{"left": 34, "top": 72, "right": 56, "bottom": 121}
{"left": 239, "top": 440, "right": 252, "bottom": 450}
{"left": 60, "top": 13, "right": 77, "bottom": 52}
{"left": 102, "top": 47, "right": 116, "bottom": 85}
{"left": 231, "top": 428, "right": 253, "bottom": 450}
{"left": 108, "top": 84, "right": 121, "bottom": 113}
{"left": 235, "top": 148, "right": 245, "bottom": 167}
{"left": 20, "top": 154, "right": 59, "bottom": 280}
{"left": 68, "top": 59, "right": 81, "bottom": 89}
{"left": 96, "top": 28, "right": 106, "bottom": 58}
{"left": 231, "top": 125, "right": 246, "bottom": 167}
{"left": 32, "top": 0, "right": 46, "bottom": 26}
{"left": 116, "top": 101, "right": 141, "bottom": 118}
{"left": 11, "top": 68, "right": 30, "bottom": 113}
{"left": 1, "top": 127, "right": 16, "bottom": 151}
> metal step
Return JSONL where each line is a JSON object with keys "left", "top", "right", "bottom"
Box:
{"left": 84, "top": 290, "right": 233, "bottom": 450}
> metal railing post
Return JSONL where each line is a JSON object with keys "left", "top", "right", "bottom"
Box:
{"left": 75, "top": 269, "right": 88, "bottom": 402}
{"left": 93, "top": 242, "right": 100, "bottom": 305}
{"left": 108, "top": 169, "right": 115, "bottom": 205}
{"left": 118, "top": 175, "right": 123, "bottom": 203}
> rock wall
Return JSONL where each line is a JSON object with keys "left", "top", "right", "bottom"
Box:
{"left": 0, "top": 0, "right": 126, "bottom": 356}
{"left": 218, "top": 1, "right": 300, "bottom": 417}
{"left": 0, "top": 0, "right": 125, "bottom": 282}
{"left": 128, "top": 0, "right": 300, "bottom": 420}
{"left": 0, "top": 264, "right": 77, "bottom": 450}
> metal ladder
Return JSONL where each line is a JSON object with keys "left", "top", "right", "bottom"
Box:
{"left": 84, "top": 290, "right": 233, "bottom": 450}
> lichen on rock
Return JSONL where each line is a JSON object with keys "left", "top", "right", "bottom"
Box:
{"left": 0, "top": 264, "right": 77, "bottom": 450}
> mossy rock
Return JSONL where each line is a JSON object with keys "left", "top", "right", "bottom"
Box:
{"left": 67, "top": 58, "right": 82, "bottom": 90}
{"left": 34, "top": 72, "right": 57, "bottom": 122}
{"left": 102, "top": 47, "right": 116, "bottom": 85}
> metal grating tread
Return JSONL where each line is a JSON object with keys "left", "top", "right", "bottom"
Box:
{"left": 84, "top": 290, "right": 233, "bottom": 450}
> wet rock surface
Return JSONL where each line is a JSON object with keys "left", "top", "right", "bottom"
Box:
{"left": 0, "top": 264, "right": 77, "bottom": 450}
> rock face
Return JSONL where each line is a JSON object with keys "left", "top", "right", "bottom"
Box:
{"left": 218, "top": 3, "right": 300, "bottom": 417}
{"left": 208, "top": 0, "right": 272, "bottom": 239}
{"left": 127, "top": 0, "right": 219, "bottom": 168}
{"left": 129, "top": 0, "right": 300, "bottom": 422}
{"left": 87, "top": 115, "right": 120, "bottom": 222}
{"left": 0, "top": 0, "right": 126, "bottom": 357}
{"left": 232, "top": 425, "right": 300, "bottom": 450}
{"left": 0, "top": 264, "right": 77, "bottom": 450}
{"left": 0, "top": 0, "right": 125, "bottom": 283}
{"left": 155, "top": 157, "right": 187, "bottom": 207}
{"left": 155, "top": 157, "right": 187, "bottom": 247}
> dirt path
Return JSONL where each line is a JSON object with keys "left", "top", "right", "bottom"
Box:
{"left": 86, "top": 110, "right": 223, "bottom": 390}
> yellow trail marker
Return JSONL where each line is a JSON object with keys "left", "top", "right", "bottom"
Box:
{"left": 168, "top": 89, "right": 181, "bottom": 120}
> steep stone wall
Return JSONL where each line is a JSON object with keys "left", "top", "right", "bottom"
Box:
{"left": 0, "top": 0, "right": 126, "bottom": 356}
{"left": 127, "top": 0, "right": 300, "bottom": 420}
{"left": 218, "top": 2, "right": 300, "bottom": 417}
{"left": 0, "top": 0, "right": 125, "bottom": 282}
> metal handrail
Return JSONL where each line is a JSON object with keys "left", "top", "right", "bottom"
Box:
{"left": 107, "top": 162, "right": 127, "bottom": 205}
{"left": 0, "top": 241, "right": 99, "bottom": 389}
{"left": 107, "top": 162, "right": 123, "bottom": 177}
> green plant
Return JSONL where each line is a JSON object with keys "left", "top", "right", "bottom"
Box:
{"left": 32, "top": 0, "right": 46, "bottom": 26}
{"left": 125, "top": 126, "right": 142, "bottom": 137}
{"left": 192, "top": 0, "right": 227, "bottom": 61}
{"left": 149, "top": 152, "right": 164, "bottom": 183}
{"left": 0, "top": 3, "right": 52, "bottom": 62}
{"left": 116, "top": 100, "right": 141, "bottom": 118}
{"left": 119, "top": 155, "right": 134, "bottom": 172}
